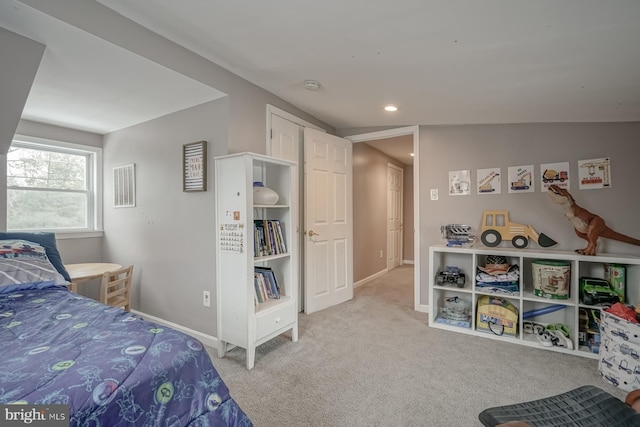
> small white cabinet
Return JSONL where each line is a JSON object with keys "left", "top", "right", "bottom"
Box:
{"left": 429, "top": 244, "right": 640, "bottom": 359}
{"left": 215, "top": 153, "right": 298, "bottom": 369}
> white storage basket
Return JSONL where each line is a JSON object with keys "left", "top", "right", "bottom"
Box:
{"left": 599, "top": 310, "right": 640, "bottom": 392}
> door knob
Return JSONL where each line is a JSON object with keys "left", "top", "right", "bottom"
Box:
{"left": 306, "top": 230, "right": 319, "bottom": 237}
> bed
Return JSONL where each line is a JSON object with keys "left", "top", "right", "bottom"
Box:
{"left": 0, "top": 234, "right": 252, "bottom": 427}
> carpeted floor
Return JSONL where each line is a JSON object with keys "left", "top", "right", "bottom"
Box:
{"left": 210, "top": 265, "right": 625, "bottom": 426}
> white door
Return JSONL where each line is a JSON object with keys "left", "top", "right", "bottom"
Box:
{"left": 387, "top": 163, "right": 403, "bottom": 270}
{"left": 268, "top": 114, "right": 303, "bottom": 310}
{"left": 269, "top": 114, "right": 300, "bottom": 163}
{"left": 304, "top": 128, "right": 353, "bottom": 314}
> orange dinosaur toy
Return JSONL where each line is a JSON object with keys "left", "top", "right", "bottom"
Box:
{"left": 547, "top": 184, "right": 640, "bottom": 255}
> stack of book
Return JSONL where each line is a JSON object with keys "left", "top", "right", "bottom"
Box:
{"left": 254, "top": 266, "right": 281, "bottom": 304}
{"left": 253, "top": 220, "right": 287, "bottom": 257}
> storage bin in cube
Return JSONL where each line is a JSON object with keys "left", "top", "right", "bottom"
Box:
{"left": 598, "top": 310, "right": 640, "bottom": 392}
{"left": 476, "top": 295, "right": 518, "bottom": 337}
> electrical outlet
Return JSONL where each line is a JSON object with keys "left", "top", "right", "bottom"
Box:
{"left": 379, "top": 250, "right": 383, "bottom": 259}
{"left": 203, "top": 291, "right": 211, "bottom": 307}
{"left": 430, "top": 188, "right": 438, "bottom": 201}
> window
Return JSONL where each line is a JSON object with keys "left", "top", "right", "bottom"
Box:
{"left": 7, "top": 136, "right": 102, "bottom": 234}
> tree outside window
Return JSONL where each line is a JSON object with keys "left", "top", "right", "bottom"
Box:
{"left": 7, "top": 142, "right": 96, "bottom": 231}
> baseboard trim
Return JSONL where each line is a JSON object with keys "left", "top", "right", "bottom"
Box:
{"left": 131, "top": 309, "right": 218, "bottom": 347}
{"left": 354, "top": 268, "right": 388, "bottom": 288}
{"left": 402, "top": 260, "right": 414, "bottom": 265}
{"left": 416, "top": 304, "right": 429, "bottom": 313}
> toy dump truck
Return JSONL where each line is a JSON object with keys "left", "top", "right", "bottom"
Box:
{"left": 480, "top": 210, "right": 557, "bottom": 249}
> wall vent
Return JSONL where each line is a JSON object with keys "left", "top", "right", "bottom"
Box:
{"left": 113, "top": 164, "right": 136, "bottom": 208}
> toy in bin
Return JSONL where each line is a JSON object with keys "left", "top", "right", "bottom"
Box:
{"left": 605, "top": 264, "right": 626, "bottom": 303}
{"left": 435, "top": 266, "right": 466, "bottom": 288}
{"left": 578, "top": 308, "right": 601, "bottom": 352}
{"left": 531, "top": 260, "right": 570, "bottom": 299}
{"left": 476, "top": 295, "right": 518, "bottom": 336}
{"left": 436, "top": 297, "right": 471, "bottom": 328}
{"left": 476, "top": 255, "right": 519, "bottom": 294}
{"left": 580, "top": 277, "right": 619, "bottom": 306}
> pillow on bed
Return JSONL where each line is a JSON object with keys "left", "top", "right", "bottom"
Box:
{"left": 0, "top": 239, "right": 68, "bottom": 293}
{"left": 0, "top": 232, "right": 71, "bottom": 282}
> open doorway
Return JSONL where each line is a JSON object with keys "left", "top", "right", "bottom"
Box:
{"left": 350, "top": 137, "right": 410, "bottom": 279}
{"left": 346, "top": 126, "right": 421, "bottom": 312}
{"left": 267, "top": 107, "right": 422, "bottom": 313}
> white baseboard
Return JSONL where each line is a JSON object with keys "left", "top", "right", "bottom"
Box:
{"left": 415, "top": 304, "right": 429, "bottom": 313}
{"left": 402, "top": 259, "right": 414, "bottom": 265}
{"left": 131, "top": 309, "right": 218, "bottom": 348}
{"left": 354, "top": 268, "right": 388, "bottom": 288}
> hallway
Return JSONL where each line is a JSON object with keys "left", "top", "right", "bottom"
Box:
{"left": 354, "top": 264, "right": 415, "bottom": 314}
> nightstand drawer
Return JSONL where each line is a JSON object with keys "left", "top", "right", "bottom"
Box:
{"left": 256, "top": 305, "right": 295, "bottom": 340}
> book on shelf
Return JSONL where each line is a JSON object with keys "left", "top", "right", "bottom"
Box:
{"left": 253, "top": 266, "right": 281, "bottom": 303}
{"left": 256, "top": 266, "right": 280, "bottom": 299}
{"left": 258, "top": 272, "right": 273, "bottom": 299}
{"left": 266, "top": 221, "right": 276, "bottom": 255}
{"left": 274, "top": 221, "right": 287, "bottom": 253}
{"left": 253, "top": 220, "right": 287, "bottom": 257}
{"left": 253, "top": 274, "right": 265, "bottom": 303}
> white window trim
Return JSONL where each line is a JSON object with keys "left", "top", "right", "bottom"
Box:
{"left": 10, "top": 134, "right": 103, "bottom": 238}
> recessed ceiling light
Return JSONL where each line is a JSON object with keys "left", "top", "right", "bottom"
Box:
{"left": 384, "top": 105, "right": 398, "bottom": 112}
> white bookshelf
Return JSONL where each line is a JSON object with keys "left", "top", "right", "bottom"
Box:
{"left": 429, "top": 244, "right": 640, "bottom": 359}
{"left": 215, "top": 153, "right": 298, "bottom": 369}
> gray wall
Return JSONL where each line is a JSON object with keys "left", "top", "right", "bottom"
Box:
{"left": 102, "top": 100, "right": 228, "bottom": 335}
{"left": 16, "top": 119, "right": 103, "bottom": 148}
{"left": 418, "top": 122, "right": 640, "bottom": 305}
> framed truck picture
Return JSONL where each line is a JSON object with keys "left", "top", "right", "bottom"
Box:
{"left": 540, "top": 161, "right": 570, "bottom": 192}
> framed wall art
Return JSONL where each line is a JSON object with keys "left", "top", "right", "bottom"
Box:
{"left": 183, "top": 141, "right": 207, "bottom": 192}
{"left": 477, "top": 167, "right": 501, "bottom": 195}
{"left": 579, "top": 157, "right": 611, "bottom": 189}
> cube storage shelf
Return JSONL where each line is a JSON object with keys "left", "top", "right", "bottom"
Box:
{"left": 215, "top": 153, "right": 298, "bottom": 369}
{"left": 429, "top": 244, "right": 640, "bottom": 359}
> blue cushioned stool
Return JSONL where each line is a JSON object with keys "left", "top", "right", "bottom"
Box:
{"left": 478, "top": 385, "right": 640, "bottom": 427}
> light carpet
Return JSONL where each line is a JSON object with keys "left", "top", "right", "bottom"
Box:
{"left": 210, "top": 265, "right": 625, "bottom": 426}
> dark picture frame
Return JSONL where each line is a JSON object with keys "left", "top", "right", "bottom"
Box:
{"left": 183, "top": 141, "right": 207, "bottom": 192}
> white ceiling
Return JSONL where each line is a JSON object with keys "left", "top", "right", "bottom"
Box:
{"left": 3, "top": 0, "right": 640, "bottom": 137}
{"left": 96, "top": 0, "right": 640, "bottom": 129}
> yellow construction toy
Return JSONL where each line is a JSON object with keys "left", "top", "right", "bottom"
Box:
{"left": 480, "top": 210, "right": 557, "bottom": 249}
